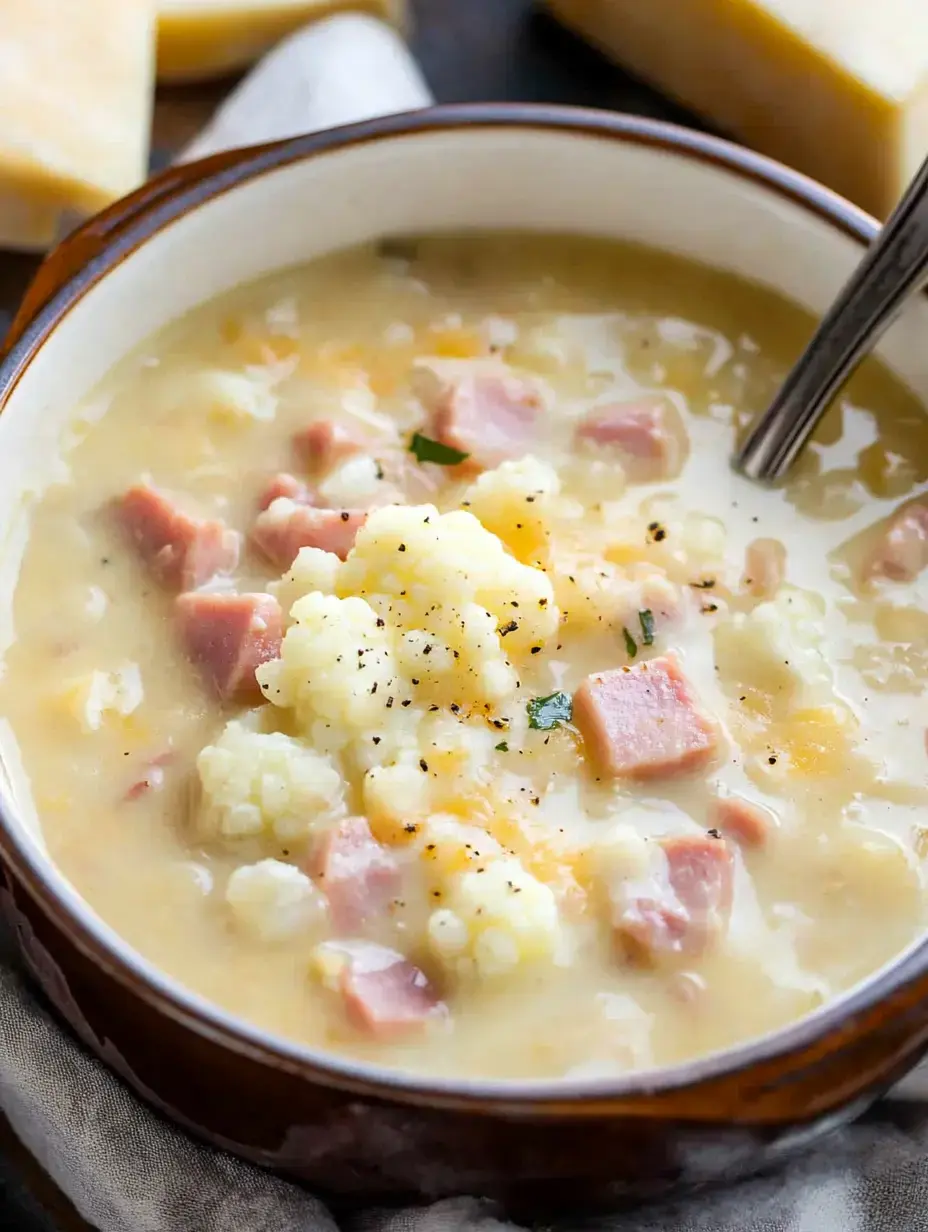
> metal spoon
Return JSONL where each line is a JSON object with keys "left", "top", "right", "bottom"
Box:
{"left": 734, "top": 153, "right": 928, "bottom": 483}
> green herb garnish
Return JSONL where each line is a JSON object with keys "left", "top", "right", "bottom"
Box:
{"left": 526, "top": 691, "right": 573, "bottom": 731}
{"left": 495, "top": 741, "right": 509, "bottom": 752}
{"left": 622, "top": 626, "right": 638, "bottom": 658}
{"left": 638, "top": 608, "right": 655, "bottom": 646}
{"left": 409, "top": 432, "right": 470, "bottom": 466}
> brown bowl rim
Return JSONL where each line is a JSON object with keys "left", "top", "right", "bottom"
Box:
{"left": 0, "top": 101, "right": 920, "bottom": 1112}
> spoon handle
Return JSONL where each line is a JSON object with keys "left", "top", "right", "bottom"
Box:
{"left": 736, "top": 153, "right": 928, "bottom": 483}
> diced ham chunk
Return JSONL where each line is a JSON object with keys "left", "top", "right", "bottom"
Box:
{"left": 294, "top": 420, "right": 366, "bottom": 474}
{"left": 865, "top": 497, "right": 928, "bottom": 583}
{"left": 258, "top": 472, "right": 314, "bottom": 512}
{"left": 574, "top": 654, "right": 721, "bottom": 779}
{"left": 414, "top": 360, "right": 543, "bottom": 471}
{"left": 117, "top": 483, "right": 240, "bottom": 592}
{"left": 313, "top": 817, "right": 402, "bottom": 932}
{"left": 576, "top": 399, "right": 687, "bottom": 480}
{"left": 338, "top": 942, "right": 445, "bottom": 1037}
{"left": 710, "top": 795, "right": 775, "bottom": 848}
{"left": 742, "top": 538, "right": 786, "bottom": 599}
{"left": 614, "top": 834, "right": 734, "bottom": 963}
{"left": 176, "top": 592, "right": 282, "bottom": 703}
{"left": 251, "top": 498, "right": 366, "bottom": 568}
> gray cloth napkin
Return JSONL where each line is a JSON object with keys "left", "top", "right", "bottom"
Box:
{"left": 4, "top": 955, "right": 928, "bottom": 1232}
{"left": 4, "top": 15, "right": 928, "bottom": 1232}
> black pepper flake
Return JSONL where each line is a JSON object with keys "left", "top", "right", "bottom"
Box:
{"left": 499, "top": 620, "right": 519, "bottom": 636}
{"left": 372, "top": 736, "right": 381, "bottom": 744}
{"left": 531, "top": 796, "right": 540, "bottom": 806}
{"left": 376, "top": 618, "right": 385, "bottom": 628}
{"left": 530, "top": 646, "right": 542, "bottom": 655}
{"left": 691, "top": 579, "right": 716, "bottom": 589}
{"left": 404, "top": 823, "right": 419, "bottom": 834}
{"left": 426, "top": 843, "right": 436, "bottom": 851}
{"left": 370, "top": 682, "right": 378, "bottom": 695}
{"left": 422, "top": 644, "right": 433, "bottom": 655}
{"left": 538, "top": 597, "right": 548, "bottom": 607}
{"left": 702, "top": 603, "right": 719, "bottom": 613}
{"left": 768, "top": 755, "right": 778, "bottom": 765}
{"left": 340, "top": 511, "right": 350, "bottom": 522}
{"left": 398, "top": 543, "right": 407, "bottom": 552}
{"left": 401, "top": 699, "right": 412, "bottom": 707}
{"left": 386, "top": 696, "right": 394, "bottom": 708}
{"left": 525, "top": 495, "right": 536, "bottom": 503}
{"left": 450, "top": 703, "right": 460, "bottom": 713}
{"left": 411, "top": 678, "right": 420, "bottom": 686}
{"left": 706, "top": 827, "right": 722, "bottom": 839}
{"left": 419, "top": 758, "right": 429, "bottom": 772}
{"left": 429, "top": 704, "right": 440, "bottom": 712}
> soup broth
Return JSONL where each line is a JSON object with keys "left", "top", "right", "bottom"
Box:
{"left": 2, "top": 234, "right": 927, "bottom": 1079}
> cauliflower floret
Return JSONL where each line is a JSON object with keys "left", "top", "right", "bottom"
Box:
{"left": 190, "top": 369, "right": 277, "bottom": 422}
{"left": 197, "top": 720, "right": 344, "bottom": 842}
{"left": 225, "top": 859, "right": 325, "bottom": 942}
{"left": 427, "top": 856, "right": 561, "bottom": 979}
{"left": 256, "top": 593, "right": 407, "bottom": 750}
{"left": 602, "top": 495, "right": 726, "bottom": 583}
{"left": 270, "top": 546, "right": 341, "bottom": 617}
{"left": 363, "top": 759, "right": 432, "bottom": 839}
{"left": 363, "top": 715, "right": 496, "bottom": 843}
{"left": 57, "top": 663, "right": 143, "bottom": 733}
{"left": 715, "top": 585, "right": 833, "bottom": 713}
{"left": 317, "top": 454, "right": 400, "bottom": 508}
{"left": 552, "top": 558, "right": 680, "bottom": 636}
{"left": 462, "top": 455, "right": 562, "bottom": 563}
{"left": 337, "top": 504, "right": 558, "bottom": 701}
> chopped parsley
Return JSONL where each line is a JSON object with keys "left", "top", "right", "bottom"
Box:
{"left": 622, "top": 626, "right": 638, "bottom": 658}
{"left": 526, "top": 691, "right": 573, "bottom": 731}
{"left": 638, "top": 608, "right": 655, "bottom": 646}
{"left": 409, "top": 432, "right": 470, "bottom": 466}
{"left": 495, "top": 741, "right": 509, "bottom": 752}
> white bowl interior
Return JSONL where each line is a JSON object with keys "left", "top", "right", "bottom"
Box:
{"left": 1, "top": 121, "right": 927, "bottom": 1063}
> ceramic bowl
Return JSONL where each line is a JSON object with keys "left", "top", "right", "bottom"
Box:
{"left": 1, "top": 104, "right": 928, "bottom": 1213}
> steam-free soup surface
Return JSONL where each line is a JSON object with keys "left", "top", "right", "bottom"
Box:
{"left": 3, "top": 235, "right": 928, "bottom": 1079}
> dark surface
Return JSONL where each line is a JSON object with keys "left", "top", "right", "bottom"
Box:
{"left": 0, "top": 2, "right": 704, "bottom": 1229}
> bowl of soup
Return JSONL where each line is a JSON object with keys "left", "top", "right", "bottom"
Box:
{"left": 1, "top": 104, "right": 928, "bottom": 1211}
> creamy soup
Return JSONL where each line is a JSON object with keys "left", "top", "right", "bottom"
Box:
{"left": 2, "top": 235, "right": 928, "bottom": 1081}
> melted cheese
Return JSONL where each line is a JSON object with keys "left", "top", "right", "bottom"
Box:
{"left": 0, "top": 0, "right": 155, "bottom": 252}
{"left": 546, "top": 0, "right": 928, "bottom": 219}
{"left": 157, "top": 0, "right": 407, "bottom": 82}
